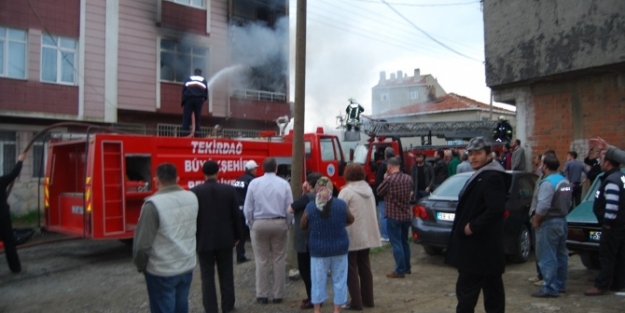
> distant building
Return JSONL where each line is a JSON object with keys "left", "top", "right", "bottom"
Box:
{"left": 371, "top": 68, "right": 446, "bottom": 115}
{"left": 0, "top": 0, "right": 289, "bottom": 215}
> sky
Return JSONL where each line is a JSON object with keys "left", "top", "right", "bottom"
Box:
{"left": 285, "top": 0, "right": 515, "bottom": 132}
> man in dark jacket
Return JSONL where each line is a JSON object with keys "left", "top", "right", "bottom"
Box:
{"left": 0, "top": 152, "right": 26, "bottom": 273}
{"left": 445, "top": 137, "right": 511, "bottom": 313}
{"left": 234, "top": 160, "right": 258, "bottom": 264}
{"left": 345, "top": 98, "right": 365, "bottom": 132}
{"left": 374, "top": 147, "right": 395, "bottom": 242}
{"left": 585, "top": 151, "right": 625, "bottom": 296}
{"left": 192, "top": 161, "right": 243, "bottom": 313}
{"left": 181, "top": 68, "right": 208, "bottom": 137}
{"left": 410, "top": 152, "right": 434, "bottom": 202}
{"left": 432, "top": 149, "right": 448, "bottom": 190}
{"left": 492, "top": 115, "right": 513, "bottom": 143}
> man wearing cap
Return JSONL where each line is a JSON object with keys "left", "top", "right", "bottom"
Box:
{"left": 584, "top": 149, "right": 625, "bottom": 296}
{"left": 244, "top": 157, "right": 293, "bottom": 304}
{"left": 234, "top": 160, "right": 258, "bottom": 264}
{"left": 445, "top": 137, "right": 511, "bottom": 313}
{"left": 192, "top": 161, "right": 243, "bottom": 313}
{"left": 133, "top": 163, "right": 198, "bottom": 313}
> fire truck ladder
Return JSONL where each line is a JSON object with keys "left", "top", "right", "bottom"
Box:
{"left": 360, "top": 120, "right": 498, "bottom": 140}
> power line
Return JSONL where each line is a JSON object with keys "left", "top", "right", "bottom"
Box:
{"left": 315, "top": 0, "right": 483, "bottom": 56}
{"left": 348, "top": 0, "right": 480, "bottom": 7}
{"left": 380, "top": 0, "right": 483, "bottom": 62}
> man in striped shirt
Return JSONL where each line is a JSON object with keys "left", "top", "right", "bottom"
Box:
{"left": 585, "top": 150, "right": 625, "bottom": 296}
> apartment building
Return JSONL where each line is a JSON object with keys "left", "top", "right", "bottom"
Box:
{"left": 0, "top": 0, "right": 290, "bottom": 215}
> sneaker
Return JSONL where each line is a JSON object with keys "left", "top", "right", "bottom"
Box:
{"left": 528, "top": 276, "right": 541, "bottom": 283}
{"left": 381, "top": 238, "right": 390, "bottom": 242}
{"left": 533, "top": 280, "right": 544, "bottom": 286}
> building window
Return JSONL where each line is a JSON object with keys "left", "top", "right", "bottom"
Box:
{"left": 0, "top": 26, "right": 27, "bottom": 79}
{"left": 41, "top": 35, "right": 77, "bottom": 84}
{"left": 160, "top": 39, "right": 208, "bottom": 83}
{"left": 168, "top": 0, "right": 204, "bottom": 8}
{"left": 410, "top": 90, "right": 418, "bottom": 100}
{"left": 0, "top": 131, "right": 16, "bottom": 176}
{"left": 380, "top": 93, "right": 389, "bottom": 101}
{"left": 32, "top": 133, "right": 47, "bottom": 178}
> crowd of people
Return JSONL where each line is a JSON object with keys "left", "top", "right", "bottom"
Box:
{"left": 124, "top": 135, "right": 625, "bottom": 313}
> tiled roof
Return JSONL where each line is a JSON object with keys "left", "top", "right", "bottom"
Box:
{"left": 373, "top": 74, "right": 431, "bottom": 88}
{"left": 375, "top": 93, "right": 515, "bottom": 118}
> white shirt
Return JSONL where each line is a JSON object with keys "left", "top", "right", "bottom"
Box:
{"left": 244, "top": 173, "right": 293, "bottom": 225}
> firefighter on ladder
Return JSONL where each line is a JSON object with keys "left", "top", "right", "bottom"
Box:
{"left": 345, "top": 98, "right": 365, "bottom": 132}
{"left": 492, "top": 115, "right": 513, "bottom": 143}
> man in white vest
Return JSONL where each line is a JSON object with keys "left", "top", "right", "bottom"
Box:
{"left": 133, "top": 163, "right": 199, "bottom": 313}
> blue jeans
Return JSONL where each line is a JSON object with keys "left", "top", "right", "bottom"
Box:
{"left": 144, "top": 271, "right": 193, "bottom": 313}
{"left": 536, "top": 218, "right": 568, "bottom": 295}
{"left": 378, "top": 201, "right": 388, "bottom": 239}
{"left": 387, "top": 218, "right": 411, "bottom": 274}
{"left": 311, "top": 254, "right": 348, "bottom": 305}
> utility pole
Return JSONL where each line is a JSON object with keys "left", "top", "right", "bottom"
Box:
{"left": 489, "top": 90, "right": 493, "bottom": 120}
{"left": 288, "top": 0, "right": 306, "bottom": 269}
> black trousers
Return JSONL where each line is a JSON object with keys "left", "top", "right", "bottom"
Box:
{"left": 181, "top": 97, "right": 204, "bottom": 137}
{"left": 0, "top": 215, "right": 21, "bottom": 273}
{"left": 348, "top": 249, "right": 374, "bottom": 308}
{"left": 198, "top": 249, "right": 235, "bottom": 313}
{"left": 297, "top": 250, "right": 312, "bottom": 301}
{"left": 572, "top": 183, "right": 582, "bottom": 208}
{"left": 595, "top": 225, "right": 625, "bottom": 290}
{"left": 456, "top": 271, "right": 505, "bottom": 313}
{"left": 235, "top": 213, "right": 250, "bottom": 261}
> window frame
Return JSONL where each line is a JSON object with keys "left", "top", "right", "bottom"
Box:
{"left": 40, "top": 34, "right": 78, "bottom": 85}
{"left": 166, "top": 0, "right": 205, "bottom": 10}
{"left": 31, "top": 134, "right": 48, "bottom": 178}
{"left": 410, "top": 90, "right": 418, "bottom": 100}
{"left": 380, "top": 93, "right": 389, "bottom": 101}
{"left": 159, "top": 39, "right": 208, "bottom": 83}
{"left": 0, "top": 26, "right": 28, "bottom": 79}
{"left": 320, "top": 137, "right": 337, "bottom": 161}
{"left": 0, "top": 131, "right": 17, "bottom": 176}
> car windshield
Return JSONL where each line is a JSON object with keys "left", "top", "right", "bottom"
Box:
{"left": 431, "top": 175, "right": 470, "bottom": 198}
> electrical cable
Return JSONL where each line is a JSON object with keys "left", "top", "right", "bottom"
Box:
{"left": 348, "top": 0, "right": 480, "bottom": 7}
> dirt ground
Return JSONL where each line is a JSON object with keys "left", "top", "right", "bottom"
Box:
{"left": 1, "top": 234, "right": 625, "bottom": 313}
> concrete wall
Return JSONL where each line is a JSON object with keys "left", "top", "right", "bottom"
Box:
{"left": 483, "top": 0, "right": 625, "bottom": 88}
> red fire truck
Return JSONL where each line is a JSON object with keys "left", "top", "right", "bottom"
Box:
{"left": 349, "top": 119, "right": 502, "bottom": 187}
{"left": 44, "top": 128, "right": 347, "bottom": 240}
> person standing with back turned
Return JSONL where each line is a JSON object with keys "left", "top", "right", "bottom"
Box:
{"left": 181, "top": 68, "right": 208, "bottom": 137}
{"left": 192, "top": 160, "right": 242, "bottom": 313}
{"left": 133, "top": 163, "right": 198, "bottom": 313}
{"left": 445, "top": 137, "right": 511, "bottom": 313}
{"left": 234, "top": 160, "right": 258, "bottom": 264}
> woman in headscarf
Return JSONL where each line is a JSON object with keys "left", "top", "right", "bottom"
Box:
{"left": 301, "top": 177, "right": 354, "bottom": 313}
{"left": 338, "top": 163, "right": 381, "bottom": 310}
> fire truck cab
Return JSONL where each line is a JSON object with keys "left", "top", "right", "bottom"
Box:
{"left": 44, "top": 128, "right": 346, "bottom": 240}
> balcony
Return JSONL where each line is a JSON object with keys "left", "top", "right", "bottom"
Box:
{"left": 229, "top": 89, "right": 290, "bottom": 121}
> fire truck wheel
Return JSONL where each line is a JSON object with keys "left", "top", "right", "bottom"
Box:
{"left": 120, "top": 239, "right": 133, "bottom": 246}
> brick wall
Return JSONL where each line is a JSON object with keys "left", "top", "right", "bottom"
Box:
{"left": 529, "top": 72, "right": 625, "bottom": 162}
{"left": 161, "top": 1, "right": 207, "bottom": 35}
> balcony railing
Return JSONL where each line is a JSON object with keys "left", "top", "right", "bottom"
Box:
{"left": 156, "top": 124, "right": 264, "bottom": 138}
{"left": 232, "top": 89, "right": 286, "bottom": 103}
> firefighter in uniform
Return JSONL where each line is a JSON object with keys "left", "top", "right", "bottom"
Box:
{"left": 492, "top": 115, "right": 513, "bottom": 143}
{"left": 345, "top": 98, "right": 365, "bottom": 132}
{"left": 234, "top": 160, "right": 258, "bottom": 264}
{"left": 181, "top": 68, "right": 208, "bottom": 137}
{"left": 585, "top": 151, "right": 625, "bottom": 296}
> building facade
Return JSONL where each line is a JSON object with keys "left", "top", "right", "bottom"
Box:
{"left": 371, "top": 68, "right": 446, "bottom": 115}
{"left": 483, "top": 0, "right": 625, "bottom": 169}
{"left": 0, "top": 0, "right": 290, "bottom": 215}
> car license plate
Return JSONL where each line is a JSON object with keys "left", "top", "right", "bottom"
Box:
{"left": 589, "top": 231, "right": 602, "bottom": 241}
{"left": 437, "top": 212, "right": 455, "bottom": 221}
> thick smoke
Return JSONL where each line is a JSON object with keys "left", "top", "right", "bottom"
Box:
{"left": 229, "top": 17, "right": 289, "bottom": 94}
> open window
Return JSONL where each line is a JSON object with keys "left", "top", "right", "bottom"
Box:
{"left": 275, "top": 157, "right": 292, "bottom": 182}
{"left": 125, "top": 154, "right": 152, "bottom": 193}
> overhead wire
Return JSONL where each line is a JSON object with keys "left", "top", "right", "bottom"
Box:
{"left": 379, "top": 0, "right": 483, "bottom": 62}
{"left": 316, "top": 0, "right": 484, "bottom": 57}
{"left": 347, "top": 0, "right": 480, "bottom": 7}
